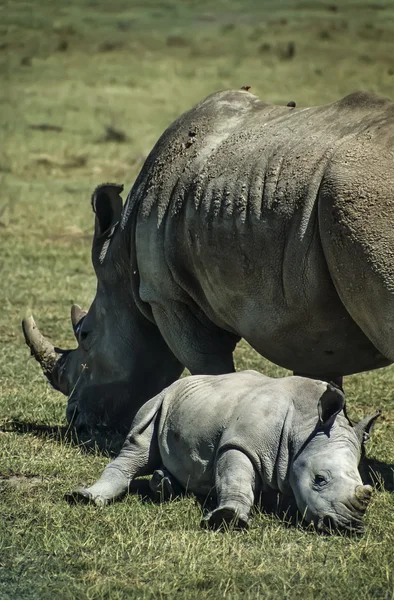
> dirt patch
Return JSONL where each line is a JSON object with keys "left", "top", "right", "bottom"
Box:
{"left": 0, "top": 474, "right": 52, "bottom": 492}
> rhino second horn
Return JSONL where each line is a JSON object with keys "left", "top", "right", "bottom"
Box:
{"left": 71, "top": 304, "right": 87, "bottom": 337}
{"left": 22, "top": 314, "right": 61, "bottom": 380}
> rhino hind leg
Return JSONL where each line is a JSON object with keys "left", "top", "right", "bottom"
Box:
{"left": 202, "top": 506, "right": 249, "bottom": 530}
{"left": 149, "top": 467, "right": 183, "bottom": 502}
{"left": 201, "top": 448, "right": 258, "bottom": 530}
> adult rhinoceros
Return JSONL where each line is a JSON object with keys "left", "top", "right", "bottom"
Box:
{"left": 23, "top": 89, "right": 394, "bottom": 447}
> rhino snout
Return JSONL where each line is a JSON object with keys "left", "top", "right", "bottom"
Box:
{"left": 317, "top": 514, "right": 364, "bottom": 535}
{"left": 316, "top": 484, "right": 373, "bottom": 534}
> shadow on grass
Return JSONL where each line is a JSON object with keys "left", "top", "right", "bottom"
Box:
{"left": 359, "top": 455, "right": 394, "bottom": 492}
{"left": 0, "top": 419, "right": 125, "bottom": 456}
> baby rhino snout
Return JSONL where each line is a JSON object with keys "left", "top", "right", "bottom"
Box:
{"left": 317, "top": 485, "right": 373, "bottom": 534}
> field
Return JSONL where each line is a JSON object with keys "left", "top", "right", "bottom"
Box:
{"left": 1, "top": 0, "right": 394, "bottom": 598}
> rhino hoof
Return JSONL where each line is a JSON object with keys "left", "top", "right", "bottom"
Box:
{"left": 149, "top": 469, "right": 176, "bottom": 502}
{"left": 201, "top": 507, "right": 249, "bottom": 530}
{"left": 64, "top": 488, "right": 94, "bottom": 505}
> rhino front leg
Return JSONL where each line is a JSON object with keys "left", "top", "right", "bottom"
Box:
{"left": 202, "top": 448, "right": 258, "bottom": 529}
{"left": 151, "top": 302, "right": 239, "bottom": 375}
{"left": 65, "top": 392, "right": 164, "bottom": 506}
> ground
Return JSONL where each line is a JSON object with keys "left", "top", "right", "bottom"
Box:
{"left": 1, "top": 0, "right": 394, "bottom": 598}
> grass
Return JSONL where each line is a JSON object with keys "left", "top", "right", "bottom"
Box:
{"left": 1, "top": 0, "right": 394, "bottom": 598}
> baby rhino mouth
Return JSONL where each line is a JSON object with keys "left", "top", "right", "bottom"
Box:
{"left": 316, "top": 484, "right": 373, "bottom": 535}
{"left": 317, "top": 514, "right": 364, "bottom": 535}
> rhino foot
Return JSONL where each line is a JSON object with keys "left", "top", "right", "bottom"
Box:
{"left": 201, "top": 506, "right": 249, "bottom": 530}
{"left": 64, "top": 487, "right": 108, "bottom": 507}
{"left": 149, "top": 468, "right": 180, "bottom": 502}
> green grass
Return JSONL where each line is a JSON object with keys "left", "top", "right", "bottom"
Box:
{"left": 1, "top": 0, "right": 394, "bottom": 598}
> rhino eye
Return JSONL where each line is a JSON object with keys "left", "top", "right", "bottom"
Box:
{"left": 314, "top": 474, "right": 328, "bottom": 487}
{"left": 79, "top": 328, "right": 91, "bottom": 349}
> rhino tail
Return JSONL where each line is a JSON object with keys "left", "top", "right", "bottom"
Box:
{"left": 125, "top": 387, "right": 167, "bottom": 443}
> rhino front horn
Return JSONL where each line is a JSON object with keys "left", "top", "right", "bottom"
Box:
{"left": 353, "top": 484, "right": 373, "bottom": 512}
{"left": 71, "top": 304, "right": 87, "bottom": 338}
{"left": 22, "top": 314, "right": 62, "bottom": 382}
{"left": 355, "top": 484, "right": 373, "bottom": 502}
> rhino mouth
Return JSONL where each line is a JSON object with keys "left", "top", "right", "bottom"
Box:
{"left": 314, "top": 485, "right": 372, "bottom": 535}
{"left": 316, "top": 513, "right": 365, "bottom": 535}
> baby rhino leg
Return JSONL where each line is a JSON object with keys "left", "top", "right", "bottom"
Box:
{"left": 65, "top": 392, "right": 164, "bottom": 506}
{"left": 202, "top": 448, "right": 258, "bottom": 529}
{"left": 149, "top": 466, "right": 183, "bottom": 502}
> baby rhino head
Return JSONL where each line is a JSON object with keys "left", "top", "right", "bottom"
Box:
{"left": 290, "top": 385, "right": 380, "bottom": 534}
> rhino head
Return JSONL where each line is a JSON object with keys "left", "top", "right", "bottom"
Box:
{"left": 22, "top": 184, "right": 183, "bottom": 448}
{"left": 289, "top": 385, "right": 380, "bottom": 534}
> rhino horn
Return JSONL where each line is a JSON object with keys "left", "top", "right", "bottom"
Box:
{"left": 22, "top": 314, "right": 64, "bottom": 385}
{"left": 355, "top": 484, "right": 373, "bottom": 501}
{"left": 353, "top": 484, "right": 373, "bottom": 511}
{"left": 71, "top": 304, "right": 87, "bottom": 339}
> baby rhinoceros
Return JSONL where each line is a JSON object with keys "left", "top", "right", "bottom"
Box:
{"left": 66, "top": 371, "right": 379, "bottom": 533}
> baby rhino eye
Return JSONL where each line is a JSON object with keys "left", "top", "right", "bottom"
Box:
{"left": 314, "top": 474, "right": 328, "bottom": 486}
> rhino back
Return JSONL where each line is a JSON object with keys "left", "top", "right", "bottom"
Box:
{"left": 157, "top": 372, "right": 327, "bottom": 495}
{"left": 128, "top": 90, "right": 394, "bottom": 375}
{"left": 157, "top": 370, "right": 286, "bottom": 494}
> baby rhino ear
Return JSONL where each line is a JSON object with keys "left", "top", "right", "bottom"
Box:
{"left": 317, "top": 384, "right": 345, "bottom": 429}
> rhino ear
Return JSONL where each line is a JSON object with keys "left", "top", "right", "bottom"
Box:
{"left": 317, "top": 384, "right": 345, "bottom": 429}
{"left": 354, "top": 410, "right": 381, "bottom": 445}
{"left": 91, "top": 183, "right": 124, "bottom": 237}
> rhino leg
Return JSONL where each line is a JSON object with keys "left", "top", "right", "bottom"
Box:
{"left": 202, "top": 448, "right": 258, "bottom": 530}
{"left": 149, "top": 466, "right": 183, "bottom": 502}
{"left": 151, "top": 302, "right": 239, "bottom": 375}
{"left": 65, "top": 391, "right": 164, "bottom": 506}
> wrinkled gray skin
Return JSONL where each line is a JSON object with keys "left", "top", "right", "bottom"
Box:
{"left": 23, "top": 89, "right": 394, "bottom": 445}
{"left": 66, "top": 372, "right": 379, "bottom": 533}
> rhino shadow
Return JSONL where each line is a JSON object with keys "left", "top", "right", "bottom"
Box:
{"left": 0, "top": 419, "right": 125, "bottom": 456}
{"left": 359, "top": 455, "right": 394, "bottom": 492}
